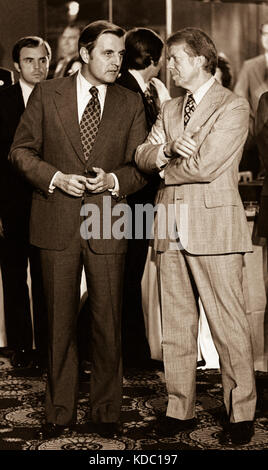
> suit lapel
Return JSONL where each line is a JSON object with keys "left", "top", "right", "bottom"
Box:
{"left": 168, "top": 97, "right": 184, "bottom": 140}
{"left": 168, "top": 81, "right": 226, "bottom": 140}
{"left": 53, "top": 73, "right": 85, "bottom": 164}
{"left": 86, "top": 84, "right": 125, "bottom": 166}
{"left": 186, "top": 81, "right": 226, "bottom": 134}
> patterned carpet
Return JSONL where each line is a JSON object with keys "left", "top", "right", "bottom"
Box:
{"left": 0, "top": 350, "right": 267, "bottom": 454}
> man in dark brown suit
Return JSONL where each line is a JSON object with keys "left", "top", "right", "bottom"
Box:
{"left": 10, "top": 21, "right": 147, "bottom": 440}
{"left": 0, "top": 37, "right": 51, "bottom": 370}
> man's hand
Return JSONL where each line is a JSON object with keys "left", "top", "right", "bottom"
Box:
{"left": 85, "top": 167, "right": 115, "bottom": 193}
{"left": 53, "top": 172, "right": 87, "bottom": 197}
{"left": 165, "top": 128, "right": 199, "bottom": 159}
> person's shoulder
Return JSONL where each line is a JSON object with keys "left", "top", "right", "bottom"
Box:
{"left": 0, "top": 66, "right": 13, "bottom": 76}
{"left": 113, "top": 82, "right": 142, "bottom": 101}
{"left": 222, "top": 84, "right": 249, "bottom": 110}
{"left": 0, "top": 81, "right": 20, "bottom": 98}
{"left": 36, "top": 75, "right": 76, "bottom": 96}
{"left": 259, "top": 90, "right": 268, "bottom": 104}
{"left": 0, "top": 67, "right": 13, "bottom": 80}
{"left": 211, "top": 80, "right": 249, "bottom": 110}
{"left": 242, "top": 54, "right": 265, "bottom": 68}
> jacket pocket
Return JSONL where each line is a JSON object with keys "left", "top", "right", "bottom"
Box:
{"left": 204, "top": 189, "right": 238, "bottom": 208}
{"left": 32, "top": 189, "right": 54, "bottom": 202}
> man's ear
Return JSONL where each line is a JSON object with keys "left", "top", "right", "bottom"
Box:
{"left": 14, "top": 62, "right": 21, "bottom": 73}
{"left": 197, "top": 55, "right": 206, "bottom": 69}
{"left": 79, "top": 47, "right": 89, "bottom": 64}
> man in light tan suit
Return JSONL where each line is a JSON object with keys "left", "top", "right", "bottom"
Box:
{"left": 135, "top": 28, "right": 257, "bottom": 446}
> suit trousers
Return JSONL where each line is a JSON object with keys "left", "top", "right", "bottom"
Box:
{"left": 40, "top": 224, "right": 125, "bottom": 426}
{"left": 157, "top": 249, "right": 256, "bottom": 423}
{"left": 0, "top": 225, "right": 47, "bottom": 355}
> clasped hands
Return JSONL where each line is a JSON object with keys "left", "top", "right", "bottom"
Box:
{"left": 165, "top": 127, "right": 200, "bottom": 160}
{"left": 53, "top": 167, "right": 114, "bottom": 197}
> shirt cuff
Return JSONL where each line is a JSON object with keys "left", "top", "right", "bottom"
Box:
{"left": 108, "top": 172, "right": 119, "bottom": 196}
{"left": 48, "top": 171, "right": 60, "bottom": 193}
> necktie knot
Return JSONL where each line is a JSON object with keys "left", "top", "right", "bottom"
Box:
{"left": 184, "top": 93, "right": 196, "bottom": 127}
{"left": 90, "top": 86, "right": 98, "bottom": 99}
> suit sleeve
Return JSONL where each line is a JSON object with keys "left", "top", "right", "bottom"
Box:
{"left": 234, "top": 64, "right": 254, "bottom": 134}
{"left": 9, "top": 83, "right": 59, "bottom": 194}
{"left": 164, "top": 97, "right": 249, "bottom": 185}
{"left": 255, "top": 92, "right": 268, "bottom": 174}
{"left": 135, "top": 101, "right": 170, "bottom": 174}
{"left": 136, "top": 97, "right": 249, "bottom": 185}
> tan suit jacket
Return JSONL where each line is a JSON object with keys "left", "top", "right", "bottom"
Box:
{"left": 135, "top": 80, "right": 252, "bottom": 255}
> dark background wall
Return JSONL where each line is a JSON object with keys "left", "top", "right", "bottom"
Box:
{"left": 1, "top": 0, "right": 268, "bottom": 95}
{"left": 0, "top": 0, "right": 46, "bottom": 71}
{"left": 172, "top": 1, "right": 268, "bottom": 82}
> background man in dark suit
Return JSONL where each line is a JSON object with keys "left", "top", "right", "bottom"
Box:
{"left": 117, "top": 28, "right": 169, "bottom": 369}
{"left": 49, "top": 23, "right": 82, "bottom": 79}
{"left": 0, "top": 67, "right": 14, "bottom": 88}
{"left": 255, "top": 92, "right": 268, "bottom": 371}
{"left": 117, "top": 27, "right": 169, "bottom": 132}
{"left": 10, "top": 20, "right": 147, "bottom": 440}
{"left": 0, "top": 36, "right": 51, "bottom": 370}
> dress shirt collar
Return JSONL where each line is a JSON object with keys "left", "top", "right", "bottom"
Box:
{"left": 77, "top": 70, "right": 107, "bottom": 109}
{"left": 265, "top": 52, "right": 268, "bottom": 67}
{"left": 19, "top": 78, "right": 34, "bottom": 107}
{"left": 128, "top": 69, "right": 148, "bottom": 93}
{"left": 188, "top": 75, "right": 215, "bottom": 105}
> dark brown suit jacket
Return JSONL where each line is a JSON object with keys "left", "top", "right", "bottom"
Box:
{"left": 9, "top": 73, "right": 147, "bottom": 252}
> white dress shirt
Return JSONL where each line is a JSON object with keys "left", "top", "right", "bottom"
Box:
{"left": 50, "top": 71, "right": 119, "bottom": 194}
{"left": 19, "top": 78, "right": 34, "bottom": 107}
{"left": 128, "top": 69, "right": 147, "bottom": 93}
{"left": 76, "top": 70, "right": 107, "bottom": 120}
{"left": 128, "top": 69, "right": 171, "bottom": 105}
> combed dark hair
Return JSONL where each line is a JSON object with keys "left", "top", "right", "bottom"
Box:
{"left": 217, "top": 55, "right": 232, "bottom": 89}
{"left": 12, "top": 36, "right": 52, "bottom": 64}
{"left": 167, "top": 27, "right": 217, "bottom": 75}
{"left": 78, "top": 20, "right": 125, "bottom": 58}
{"left": 122, "top": 27, "right": 163, "bottom": 70}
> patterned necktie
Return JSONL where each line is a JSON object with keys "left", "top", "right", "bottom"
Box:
{"left": 184, "top": 93, "right": 196, "bottom": 128}
{"left": 144, "top": 81, "right": 159, "bottom": 128}
{"left": 80, "top": 86, "right": 101, "bottom": 161}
